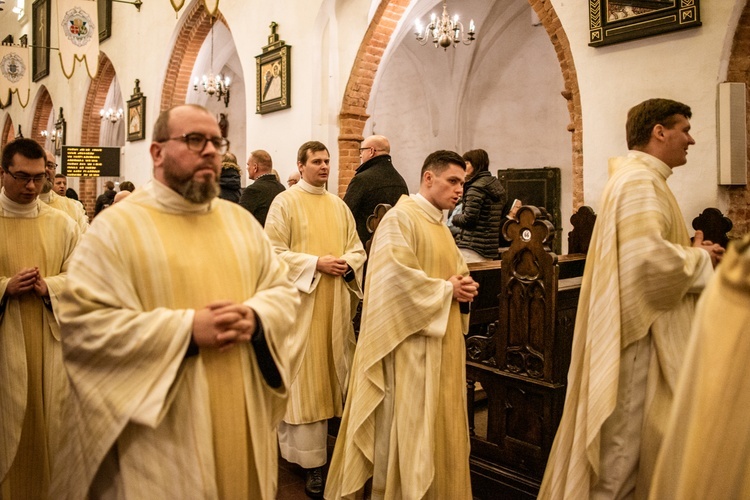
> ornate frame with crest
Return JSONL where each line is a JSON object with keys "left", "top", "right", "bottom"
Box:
{"left": 127, "top": 80, "right": 146, "bottom": 142}
{"left": 32, "top": 0, "right": 51, "bottom": 82}
{"left": 255, "top": 22, "right": 291, "bottom": 115}
{"left": 589, "top": 0, "right": 700, "bottom": 47}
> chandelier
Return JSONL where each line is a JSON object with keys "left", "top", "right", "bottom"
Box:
{"left": 193, "top": 16, "right": 231, "bottom": 107}
{"left": 100, "top": 107, "right": 124, "bottom": 123}
{"left": 414, "top": 1, "right": 476, "bottom": 50}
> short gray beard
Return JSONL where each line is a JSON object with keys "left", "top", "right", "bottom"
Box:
{"left": 178, "top": 178, "right": 219, "bottom": 204}
{"left": 41, "top": 180, "right": 52, "bottom": 194}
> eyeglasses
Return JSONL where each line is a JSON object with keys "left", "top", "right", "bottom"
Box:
{"left": 46, "top": 161, "right": 58, "bottom": 170}
{"left": 4, "top": 171, "right": 47, "bottom": 185}
{"left": 161, "top": 133, "right": 230, "bottom": 155}
{"left": 359, "top": 147, "right": 373, "bottom": 152}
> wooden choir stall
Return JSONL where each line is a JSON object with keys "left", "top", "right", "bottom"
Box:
{"left": 465, "top": 205, "right": 588, "bottom": 499}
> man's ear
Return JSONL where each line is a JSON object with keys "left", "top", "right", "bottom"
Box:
{"left": 423, "top": 170, "right": 433, "bottom": 186}
{"left": 652, "top": 123, "right": 666, "bottom": 143}
{"left": 150, "top": 142, "right": 163, "bottom": 165}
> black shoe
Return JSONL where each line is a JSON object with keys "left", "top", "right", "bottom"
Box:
{"left": 305, "top": 466, "right": 324, "bottom": 498}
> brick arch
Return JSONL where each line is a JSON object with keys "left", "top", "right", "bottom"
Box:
{"left": 79, "top": 52, "right": 117, "bottom": 218}
{"left": 2, "top": 115, "right": 14, "bottom": 148}
{"left": 337, "top": 0, "right": 583, "bottom": 207}
{"left": 160, "top": 3, "right": 228, "bottom": 111}
{"left": 725, "top": 1, "right": 750, "bottom": 237}
{"left": 31, "top": 86, "right": 54, "bottom": 146}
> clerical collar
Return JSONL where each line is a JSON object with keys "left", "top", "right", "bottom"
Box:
{"left": 627, "top": 150, "right": 673, "bottom": 179}
{"left": 0, "top": 189, "right": 40, "bottom": 217}
{"left": 412, "top": 193, "right": 444, "bottom": 223}
{"left": 297, "top": 179, "right": 327, "bottom": 195}
{"left": 150, "top": 179, "right": 213, "bottom": 213}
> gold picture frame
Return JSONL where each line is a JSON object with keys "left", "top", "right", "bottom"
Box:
{"left": 256, "top": 22, "right": 291, "bottom": 115}
{"left": 126, "top": 79, "right": 146, "bottom": 142}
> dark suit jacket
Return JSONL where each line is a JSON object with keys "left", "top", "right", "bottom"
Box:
{"left": 344, "top": 154, "right": 409, "bottom": 245}
{"left": 239, "top": 173, "right": 285, "bottom": 226}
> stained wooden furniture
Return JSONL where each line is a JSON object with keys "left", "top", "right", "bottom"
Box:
{"left": 692, "top": 207, "right": 733, "bottom": 249}
{"left": 497, "top": 168, "right": 562, "bottom": 253}
{"left": 467, "top": 206, "right": 583, "bottom": 499}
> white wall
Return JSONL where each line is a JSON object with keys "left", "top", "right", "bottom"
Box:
{"left": 551, "top": 0, "right": 747, "bottom": 230}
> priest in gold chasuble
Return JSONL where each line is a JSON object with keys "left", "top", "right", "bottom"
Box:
{"left": 326, "top": 150, "right": 478, "bottom": 500}
{"left": 265, "top": 141, "right": 365, "bottom": 496}
{"left": 50, "top": 105, "right": 303, "bottom": 500}
{"left": 0, "top": 139, "right": 79, "bottom": 500}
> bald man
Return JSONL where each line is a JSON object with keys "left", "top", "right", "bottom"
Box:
{"left": 344, "top": 134, "right": 408, "bottom": 246}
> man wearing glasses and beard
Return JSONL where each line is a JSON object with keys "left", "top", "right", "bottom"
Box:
{"left": 51, "top": 104, "right": 304, "bottom": 500}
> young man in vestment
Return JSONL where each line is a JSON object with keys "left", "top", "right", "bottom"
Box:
{"left": 325, "top": 149, "right": 479, "bottom": 499}
{"left": 51, "top": 104, "right": 304, "bottom": 499}
{"left": 539, "top": 98, "right": 725, "bottom": 500}
{"left": 38, "top": 150, "right": 89, "bottom": 233}
{"left": 265, "top": 141, "right": 366, "bottom": 497}
{"left": 0, "top": 138, "right": 79, "bottom": 499}
{"left": 649, "top": 234, "right": 750, "bottom": 499}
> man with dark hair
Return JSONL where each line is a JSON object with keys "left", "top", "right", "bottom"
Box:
{"left": 0, "top": 138, "right": 79, "bottom": 498}
{"left": 327, "top": 150, "right": 478, "bottom": 499}
{"left": 239, "top": 149, "right": 285, "bottom": 226}
{"left": 94, "top": 180, "right": 116, "bottom": 216}
{"left": 265, "top": 140, "right": 366, "bottom": 497}
{"left": 40, "top": 150, "right": 89, "bottom": 233}
{"left": 540, "top": 98, "right": 724, "bottom": 499}
{"left": 51, "top": 104, "right": 304, "bottom": 499}
{"left": 344, "top": 134, "right": 408, "bottom": 246}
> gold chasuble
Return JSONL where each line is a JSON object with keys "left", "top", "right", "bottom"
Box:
{"left": 265, "top": 180, "right": 365, "bottom": 424}
{"left": 0, "top": 193, "right": 78, "bottom": 500}
{"left": 650, "top": 235, "right": 750, "bottom": 499}
{"left": 326, "top": 195, "right": 472, "bottom": 500}
{"left": 539, "top": 151, "right": 712, "bottom": 500}
{"left": 40, "top": 190, "right": 89, "bottom": 234}
{"left": 51, "top": 180, "right": 303, "bottom": 500}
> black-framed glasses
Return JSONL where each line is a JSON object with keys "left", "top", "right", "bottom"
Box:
{"left": 46, "top": 161, "right": 58, "bottom": 170}
{"left": 359, "top": 146, "right": 373, "bottom": 152}
{"left": 4, "top": 171, "right": 47, "bottom": 185}
{"left": 162, "top": 133, "right": 230, "bottom": 155}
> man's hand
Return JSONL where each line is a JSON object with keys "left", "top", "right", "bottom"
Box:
{"left": 449, "top": 274, "right": 479, "bottom": 302}
{"left": 34, "top": 275, "right": 49, "bottom": 297}
{"left": 316, "top": 255, "right": 348, "bottom": 276}
{"left": 693, "top": 230, "right": 725, "bottom": 268}
{"left": 5, "top": 267, "right": 38, "bottom": 297}
{"left": 192, "top": 300, "right": 258, "bottom": 351}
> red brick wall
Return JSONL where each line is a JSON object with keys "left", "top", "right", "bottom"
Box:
{"left": 2, "top": 115, "right": 13, "bottom": 148}
{"left": 30, "top": 87, "right": 53, "bottom": 147}
{"left": 726, "top": 2, "right": 750, "bottom": 237}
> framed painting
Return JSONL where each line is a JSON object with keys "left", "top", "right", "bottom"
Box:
{"left": 127, "top": 79, "right": 146, "bottom": 142}
{"left": 256, "top": 44, "right": 291, "bottom": 115}
{"left": 589, "top": 0, "right": 700, "bottom": 47}
{"left": 32, "top": 0, "right": 51, "bottom": 82}
{"left": 98, "top": 0, "right": 112, "bottom": 42}
{"left": 54, "top": 108, "right": 67, "bottom": 157}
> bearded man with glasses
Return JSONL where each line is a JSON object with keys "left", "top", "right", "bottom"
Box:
{"left": 52, "top": 104, "right": 304, "bottom": 499}
{"left": 0, "top": 138, "right": 80, "bottom": 498}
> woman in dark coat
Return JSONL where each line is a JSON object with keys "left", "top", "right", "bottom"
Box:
{"left": 452, "top": 149, "right": 506, "bottom": 261}
{"left": 219, "top": 153, "right": 242, "bottom": 203}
